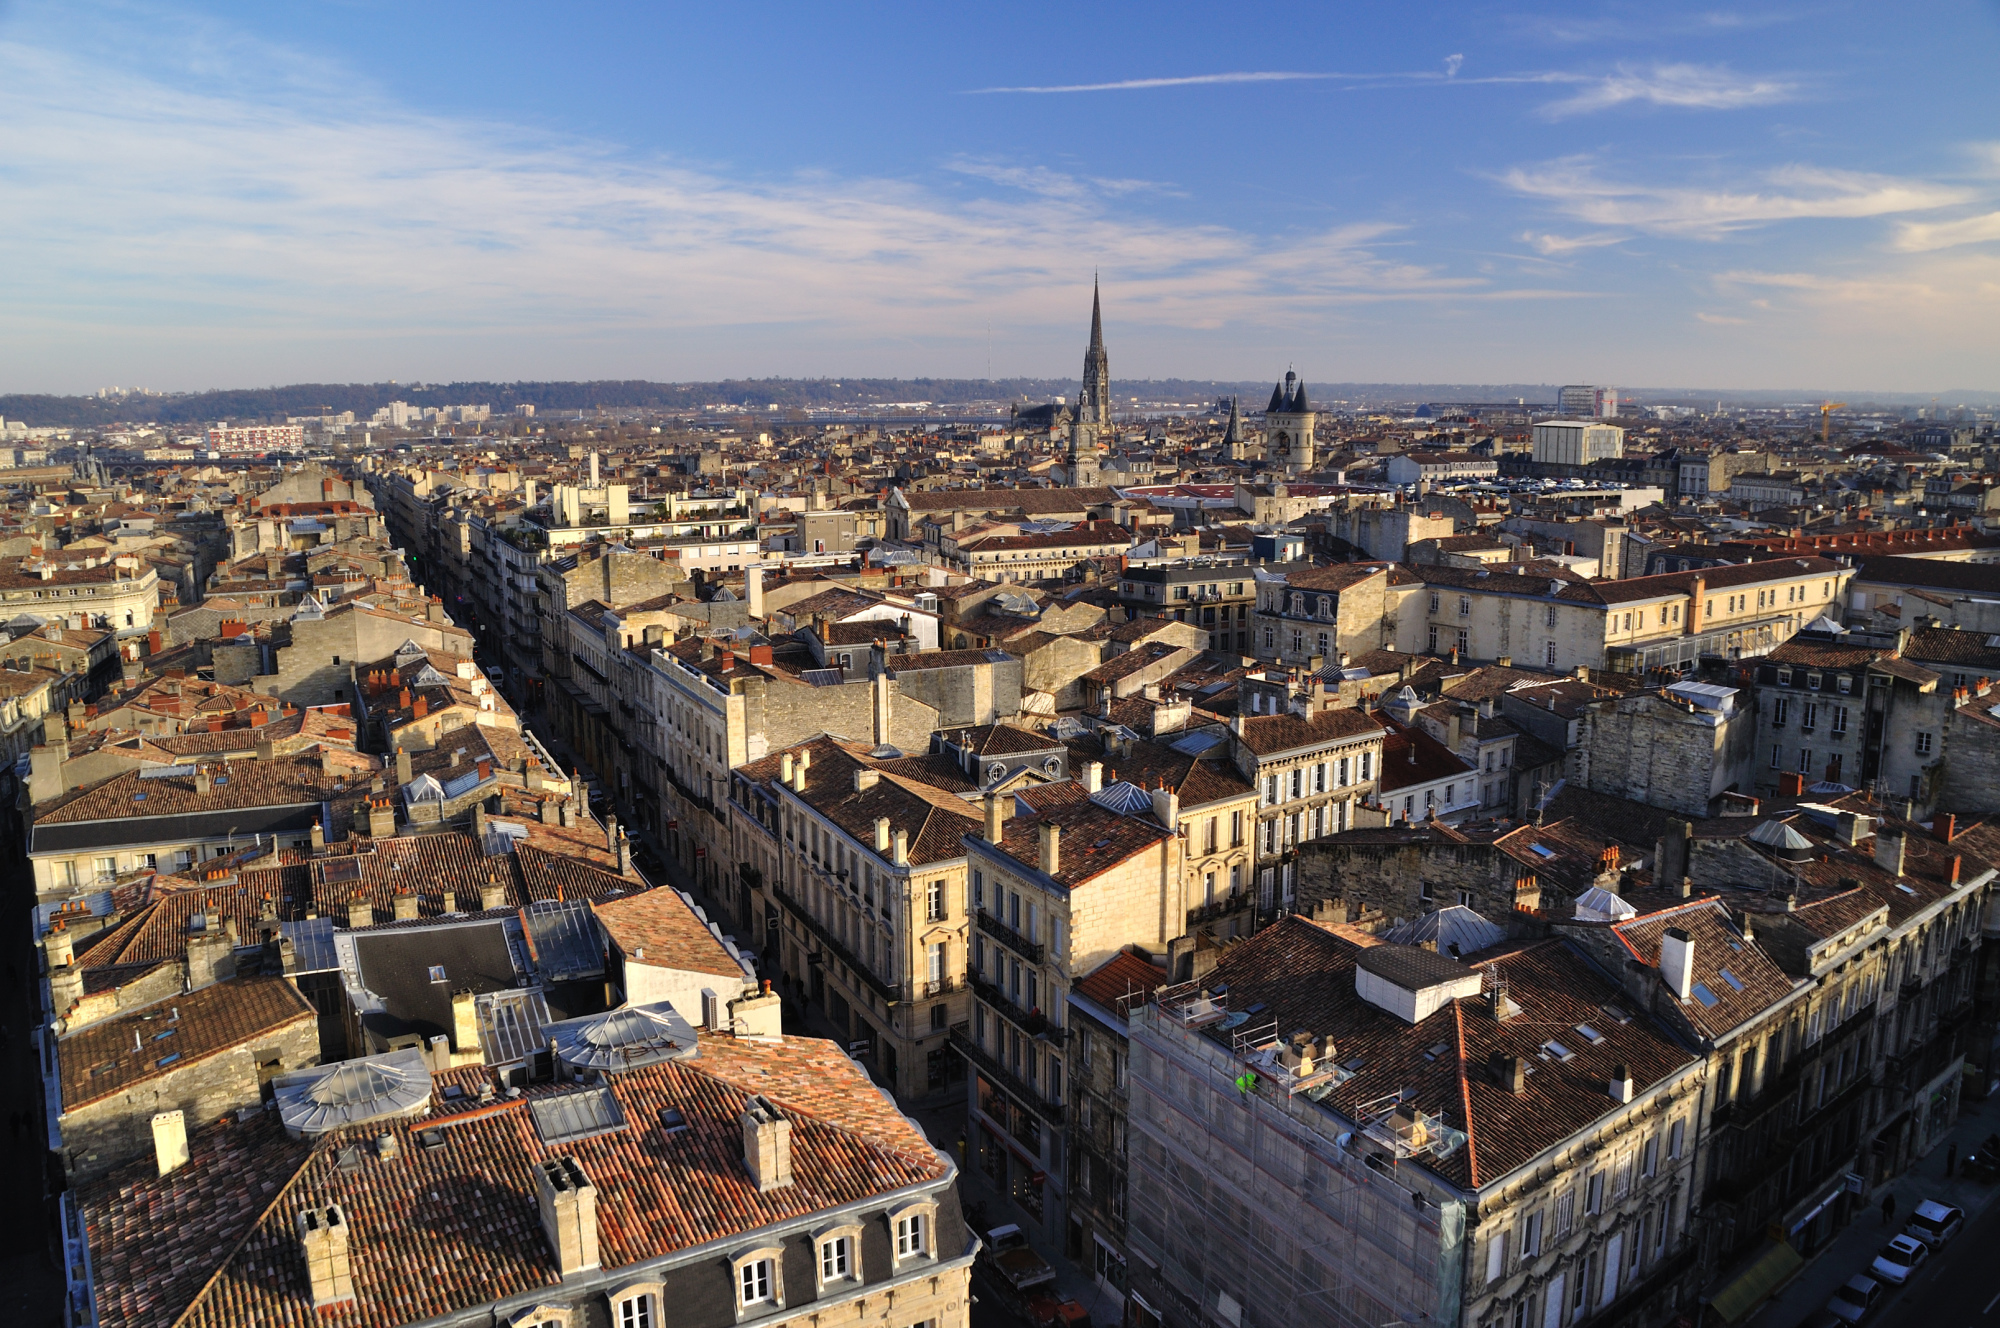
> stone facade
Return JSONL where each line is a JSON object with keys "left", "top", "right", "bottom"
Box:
{"left": 1294, "top": 835, "right": 1545, "bottom": 928}
{"left": 1574, "top": 689, "right": 1755, "bottom": 817}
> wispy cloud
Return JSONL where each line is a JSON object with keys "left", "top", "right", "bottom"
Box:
{"left": 1500, "top": 160, "right": 1966, "bottom": 238}
{"left": 0, "top": 34, "right": 1574, "bottom": 388}
{"left": 1538, "top": 62, "right": 1799, "bottom": 118}
{"left": 1893, "top": 212, "right": 2000, "bottom": 252}
{"left": 965, "top": 70, "right": 1391, "bottom": 95}
{"left": 1520, "top": 230, "right": 1628, "bottom": 255}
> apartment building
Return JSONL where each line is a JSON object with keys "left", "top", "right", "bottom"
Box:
{"left": 1405, "top": 557, "right": 1854, "bottom": 676}
{"left": 1252, "top": 562, "right": 1400, "bottom": 666}
{"left": 0, "top": 554, "right": 159, "bottom": 640}
{"left": 1065, "top": 949, "right": 1169, "bottom": 1317}
{"left": 65, "top": 1013, "right": 974, "bottom": 1328}
{"left": 730, "top": 734, "right": 980, "bottom": 1101}
{"left": 1750, "top": 624, "right": 1948, "bottom": 806}
{"left": 1116, "top": 560, "right": 1258, "bottom": 655}
{"left": 1062, "top": 730, "right": 1260, "bottom": 942}
{"left": 959, "top": 788, "right": 1186, "bottom": 1252}
{"left": 1229, "top": 707, "right": 1386, "bottom": 912}
{"left": 1124, "top": 918, "right": 1705, "bottom": 1328}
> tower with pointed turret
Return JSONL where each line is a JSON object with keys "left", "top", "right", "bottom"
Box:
{"left": 1263, "top": 368, "right": 1316, "bottom": 475}
{"left": 1067, "top": 279, "right": 1110, "bottom": 485}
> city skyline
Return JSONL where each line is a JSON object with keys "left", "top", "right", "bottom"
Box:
{"left": 5, "top": 2, "right": 2000, "bottom": 393}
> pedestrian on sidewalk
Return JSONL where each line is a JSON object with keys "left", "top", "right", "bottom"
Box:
{"left": 1881, "top": 1194, "right": 1895, "bottom": 1226}
{"left": 1946, "top": 1143, "right": 1957, "bottom": 1178}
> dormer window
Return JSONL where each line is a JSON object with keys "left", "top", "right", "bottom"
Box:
{"left": 888, "top": 1199, "right": 938, "bottom": 1266}
{"left": 1777, "top": 667, "right": 1792, "bottom": 686}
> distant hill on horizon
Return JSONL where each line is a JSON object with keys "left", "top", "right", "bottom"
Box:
{"left": 2, "top": 377, "right": 1992, "bottom": 429}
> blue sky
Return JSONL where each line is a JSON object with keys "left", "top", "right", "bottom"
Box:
{"left": 5, "top": 1, "right": 1999, "bottom": 394}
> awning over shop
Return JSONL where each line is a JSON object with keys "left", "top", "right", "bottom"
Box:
{"left": 1709, "top": 1241, "right": 1803, "bottom": 1324}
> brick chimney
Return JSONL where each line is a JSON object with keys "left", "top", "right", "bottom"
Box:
{"left": 395, "top": 746, "right": 412, "bottom": 785}
{"left": 740, "top": 1096, "right": 794, "bottom": 1193}
{"left": 984, "top": 791, "right": 1007, "bottom": 844}
{"left": 479, "top": 877, "right": 508, "bottom": 911}
{"left": 1038, "top": 821, "right": 1061, "bottom": 876}
{"left": 392, "top": 892, "right": 419, "bottom": 921}
{"left": 346, "top": 897, "right": 373, "bottom": 929}
{"left": 367, "top": 794, "right": 396, "bottom": 839}
{"left": 296, "top": 1206, "right": 357, "bottom": 1310}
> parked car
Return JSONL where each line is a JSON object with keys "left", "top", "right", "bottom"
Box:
{"left": 1903, "top": 1199, "right": 1964, "bottom": 1248}
{"left": 1826, "top": 1275, "right": 1881, "bottom": 1325}
{"left": 1869, "top": 1234, "right": 1929, "bottom": 1285}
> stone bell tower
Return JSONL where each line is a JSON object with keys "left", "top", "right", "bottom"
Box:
{"left": 1263, "top": 368, "right": 1316, "bottom": 475}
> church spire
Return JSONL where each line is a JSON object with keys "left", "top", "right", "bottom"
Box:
{"left": 1088, "top": 273, "right": 1104, "bottom": 352}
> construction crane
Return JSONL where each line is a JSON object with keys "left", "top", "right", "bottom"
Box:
{"left": 1820, "top": 401, "right": 1846, "bottom": 442}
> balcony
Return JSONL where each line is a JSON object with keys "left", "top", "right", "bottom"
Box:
{"left": 907, "top": 974, "right": 966, "bottom": 1001}
{"left": 1187, "top": 892, "right": 1253, "bottom": 928}
{"left": 949, "top": 1025, "right": 1065, "bottom": 1126}
{"left": 770, "top": 882, "right": 896, "bottom": 1003}
{"left": 972, "top": 974, "right": 1067, "bottom": 1043}
{"left": 976, "top": 908, "right": 1044, "bottom": 963}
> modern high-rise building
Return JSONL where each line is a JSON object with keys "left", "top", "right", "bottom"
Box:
{"left": 1559, "top": 384, "right": 1619, "bottom": 418}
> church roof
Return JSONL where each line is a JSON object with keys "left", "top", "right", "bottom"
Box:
{"left": 1267, "top": 382, "right": 1286, "bottom": 412}
{"left": 1290, "top": 379, "right": 1311, "bottom": 413}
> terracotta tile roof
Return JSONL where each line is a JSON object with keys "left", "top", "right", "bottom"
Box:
{"left": 594, "top": 890, "right": 746, "bottom": 978}
{"left": 899, "top": 485, "right": 1120, "bottom": 513}
{"left": 1282, "top": 563, "right": 1392, "bottom": 592}
{"left": 1235, "top": 706, "right": 1385, "bottom": 757}
{"left": 1061, "top": 733, "right": 1254, "bottom": 811}
{"left": 1073, "top": 950, "right": 1169, "bottom": 1017}
{"left": 77, "top": 1031, "right": 947, "bottom": 1328}
{"left": 34, "top": 751, "right": 379, "bottom": 825}
{"left": 1907, "top": 626, "right": 2000, "bottom": 670}
{"left": 1079, "top": 642, "right": 1189, "bottom": 684}
{"left": 1202, "top": 920, "right": 1697, "bottom": 1190}
{"left": 980, "top": 799, "right": 1173, "bottom": 889}
{"left": 1609, "top": 899, "right": 1799, "bottom": 1041}
{"left": 750, "top": 736, "right": 983, "bottom": 867}
{"left": 1376, "top": 721, "right": 1474, "bottom": 794}
{"left": 58, "top": 975, "right": 316, "bottom": 1113}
